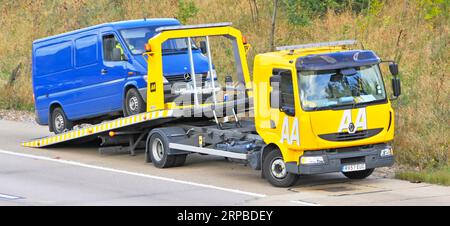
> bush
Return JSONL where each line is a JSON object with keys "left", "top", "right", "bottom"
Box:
{"left": 282, "top": 0, "right": 371, "bottom": 26}
{"left": 176, "top": 0, "right": 199, "bottom": 24}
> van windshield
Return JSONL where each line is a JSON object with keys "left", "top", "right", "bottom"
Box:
{"left": 120, "top": 27, "right": 197, "bottom": 55}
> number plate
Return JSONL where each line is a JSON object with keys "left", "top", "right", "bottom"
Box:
{"left": 342, "top": 163, "right": 366, "bottom": 172}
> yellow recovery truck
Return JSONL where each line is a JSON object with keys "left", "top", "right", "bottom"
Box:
{"left": 23, "top": 23, "right": 401, "bottom": 187}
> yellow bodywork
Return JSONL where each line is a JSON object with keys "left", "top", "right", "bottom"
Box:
{"left": 252, "top": 47, "right": 395, "bottom": 164}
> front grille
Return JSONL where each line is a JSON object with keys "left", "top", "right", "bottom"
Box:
{"left": 166, "top": 73, "right": 208, "bottom": 84}
{"left": 319, "top": 128, "right": 383, "bottom": 142}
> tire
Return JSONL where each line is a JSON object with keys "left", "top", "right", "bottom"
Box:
{"left": 51, "top": 107, "right": 73, "bottom": 134}
{"left": 342, "top": 168, "right": 374, "bottom": 179}
{"left": 124, "top": 88, "right": 146, "bottom": 117}
{"left": 173, "top": 154, "right": 187, "bottom": 167}
{"left": 262, "top": 149, "right": 299, "bottom": 187}
{"left": 148, "top": 131, "right": 177, "bottom": 168}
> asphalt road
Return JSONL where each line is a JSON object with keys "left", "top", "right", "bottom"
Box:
{"left": 0, "top": 119, "right": 449, "bottom": 206}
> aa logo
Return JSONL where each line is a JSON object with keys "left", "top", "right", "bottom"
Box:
{"left": 280, "top": 116, "right": 300, "bottom": 145}
{"left": 338, "top": 108, "right": 367, "bottom": 134}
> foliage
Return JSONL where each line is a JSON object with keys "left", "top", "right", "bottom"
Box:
{"left": 176, "top": 0, "right": 199, "bottom": 24}
{"left": 0, "top": 0, "right": 448, "bottom": 171}
{"left": 282, "top": 0, "right": 371, "bottom": 26}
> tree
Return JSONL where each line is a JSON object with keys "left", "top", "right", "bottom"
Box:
{"left": 270, "top": 0, "right": 279, "bottom": 51}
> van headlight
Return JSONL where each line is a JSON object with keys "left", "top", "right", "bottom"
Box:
{"left": 206, "top": 70, "right": 217, "bottom": 80}
{"left": 300, "top": 156, "right": 325, "bottom": 165}
{"left": 380, "top": 147, "right": 394, "bottom": 157}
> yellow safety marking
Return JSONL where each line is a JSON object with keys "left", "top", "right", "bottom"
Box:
{"left": 22, "top": 109, "right": 177, "bottom": 148}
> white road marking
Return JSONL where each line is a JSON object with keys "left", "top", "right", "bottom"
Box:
{"left": 0, "top": 149, "right": 267, "bottom": 198}
{"left": 0, "top": 193, "right": 21, "bottom": 200}
{"left": 290, "top": 200, "right": 322, "bottom": 206}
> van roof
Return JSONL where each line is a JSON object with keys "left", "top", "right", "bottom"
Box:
{"left": 33, "top": 18, "right": 180, "bottom": 44}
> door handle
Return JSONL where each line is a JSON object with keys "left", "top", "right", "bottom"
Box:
{"left": 101, "top": 69, "right": 108, "bottom": 75}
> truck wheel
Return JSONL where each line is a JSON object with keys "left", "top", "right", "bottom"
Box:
{"left": 173, "top": 155, "right": 187, "bottom": 167}
{"left": 262, "top": 149, "right": 298, "bottom": 187}
{"left": 124, "top": 88, "right": 146, "bottom": 116}
{"left": 148, "top": 132, "right": 177, "bottom": 168}
{"left": 51, "top": 107, "right": 73, "bottom": 134}
{"left": 342, "top": 169, "right": 374, "bottom": 179}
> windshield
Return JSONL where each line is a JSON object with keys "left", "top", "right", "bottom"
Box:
{"left": 120, "top": 27, "right": 197, "bottom": 55}
{"left": 299, "top": 65, "right": 386, "bottom": 111}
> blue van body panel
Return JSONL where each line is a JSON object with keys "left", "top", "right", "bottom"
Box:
{"left": 32, "top": 19, "right": 211, "bottom": 126}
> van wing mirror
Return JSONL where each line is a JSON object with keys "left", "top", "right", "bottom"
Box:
{"left": 199, "top": 41, "right": 207, "bottom": 55}
{"left": 112, "top": 48, "right": 123, "bottom": 61}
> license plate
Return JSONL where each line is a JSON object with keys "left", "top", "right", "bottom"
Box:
{"left": 342, "top": 163, "right": 366, "bottom": 172}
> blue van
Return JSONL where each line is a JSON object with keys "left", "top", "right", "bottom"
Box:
{"left": 32, "top": 19, "right": 211, "bottom": 133}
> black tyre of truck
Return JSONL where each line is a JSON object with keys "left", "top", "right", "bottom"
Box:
{"left": 51, "top": 107, "right": 73, "bottom": 134}
{"left": 342, "top": 168, "right": 375, "bottom": 180}
{"left": 262, "top": 149, "right": 299, "bottom": 187}
{"left": 124, "top": 88, "right": 146, "bottom": 116}
{"left": 148, "top": 132, "right": 177, "bottom": 168}
{"left": 173, "top": 154, "right": 187, "bottom": 167}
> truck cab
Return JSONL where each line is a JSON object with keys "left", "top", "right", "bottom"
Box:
{"left": 253, "top": 41, "right": 401, "bottom": 186}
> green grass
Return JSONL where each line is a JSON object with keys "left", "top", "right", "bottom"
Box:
{"left": 0, "top": 71, "right": 9, "bottom": 80}
{"left": 396, "top": 165, "right": 450, "bottom": 186}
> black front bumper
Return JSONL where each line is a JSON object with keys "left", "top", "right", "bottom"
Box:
{"left": 286, "top": 143, "right": 394, "bottom": 175}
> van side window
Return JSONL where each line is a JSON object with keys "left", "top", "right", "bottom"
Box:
{"left": 270, "top": 69, "right": 295, "bottom": 115}
{"left": 102, "top": 34, "right": 125, "bottom": 61}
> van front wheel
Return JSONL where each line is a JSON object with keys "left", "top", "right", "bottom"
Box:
{"left": 124, "top": 88, "right": 146, "bottom": 116}
{"left": 51, "top": 107, "right": 73, "bottom": 134}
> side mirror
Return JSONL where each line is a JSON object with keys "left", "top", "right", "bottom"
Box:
{"left": 270, "top": 75, "right": 281, "bottom": 109}
{"left": 392, "top": 76, "right": 401, "bottom": 97}
{"left": 389, "top": 63, "right": 399, "bottom": 76}
{"left": 270, "top": 74, "right": 295, "bottom": 116}
{"left": 112, "top": 48, "right": 123, "bottom": 61}
{"left": 199, "top": 41, "right": 207, "bottom": 55}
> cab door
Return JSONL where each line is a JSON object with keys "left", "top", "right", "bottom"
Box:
{"left": 271, "top": 69, "right": 300, "bottom": 149}
{"left": 98, "top": 32, "right": 128, "bottom": 113}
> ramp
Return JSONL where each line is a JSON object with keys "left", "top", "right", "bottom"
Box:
{"left": 21, "top": 109, "right": 175, "bottom": 148}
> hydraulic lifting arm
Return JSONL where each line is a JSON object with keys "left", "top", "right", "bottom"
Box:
{"left": 144, "top": 23, "right": 252, "bottom": 112}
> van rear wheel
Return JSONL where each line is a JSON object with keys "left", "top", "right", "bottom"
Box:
{"left": 124, "top": 88, "right": 146, "bottom": 116}
{"left": 51, "top": 107, "right": 73, "bottom": 134}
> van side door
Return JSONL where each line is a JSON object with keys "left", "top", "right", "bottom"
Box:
{"left": 99, "top": 32, "right": 129, "bottom": 112}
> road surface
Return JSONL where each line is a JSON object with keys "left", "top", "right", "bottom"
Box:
{"left": 0, "top": 119, "right": 449, "bottom": 206}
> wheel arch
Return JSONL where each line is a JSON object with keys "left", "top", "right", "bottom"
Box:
{"left": 122, "top": 83, "right": 138, "bottom": 107}
{"left": 260, "top": 143, "right": 281, "bottom": 178}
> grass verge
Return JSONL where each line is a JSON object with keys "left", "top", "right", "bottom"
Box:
{"left": 395, "top": 165, "right": 450, "bottom": 186}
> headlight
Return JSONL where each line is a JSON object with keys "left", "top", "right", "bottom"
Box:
{"left": 206, "top": 70, "right": 217, "bottom": 80}
{"left": 300, "top": 156, "right": 325, "bottom": 165}
{"left": 380, "top": 147, "right": 394, "bottom": 157}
